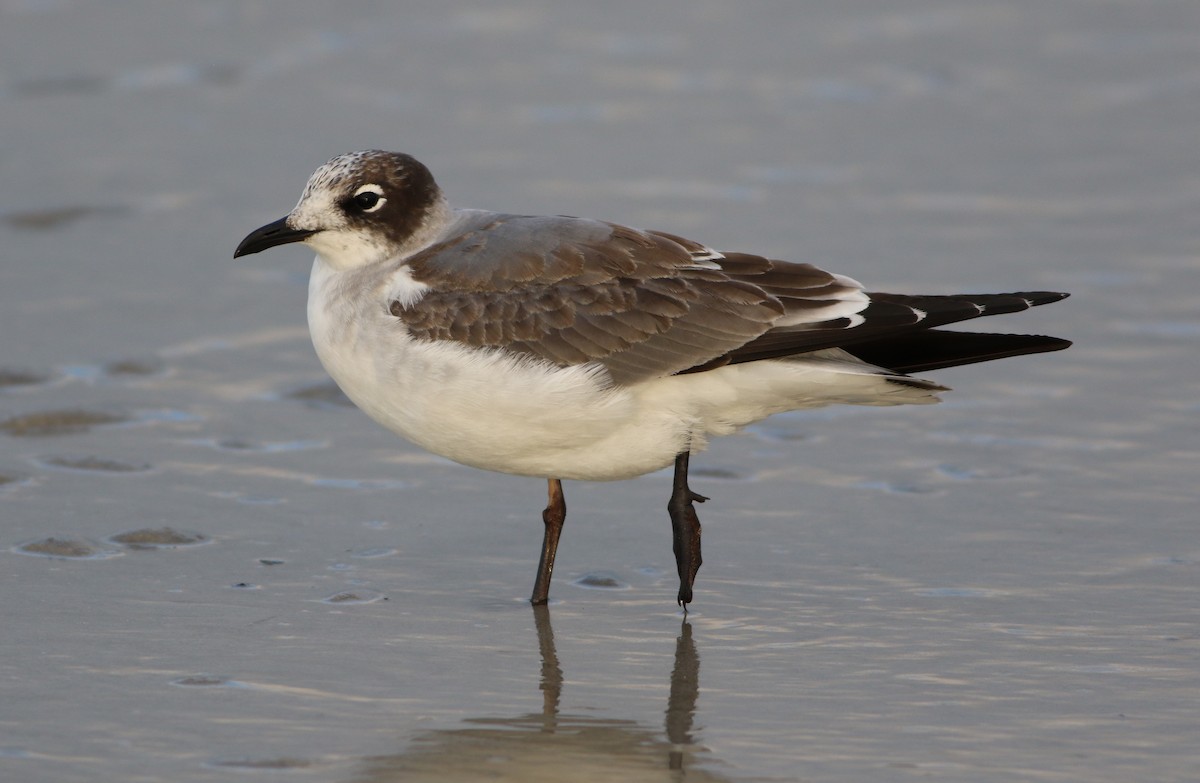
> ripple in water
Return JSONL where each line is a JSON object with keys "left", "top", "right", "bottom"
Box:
{"left": 107, "top": 527, "right": 210, "bottom": 550}
{"left": 571, "top": 572, "right": 631, "bottom": 590}
{"left": 0, "top": 473, "right": 30, "bottom": 492}
{"left": 12, "top": 537, "right": 123, "bottom": 560}
{"left": 853, "top": 480, "right": 939, "bottom": 495}
{"left": 1, "top": 410, "right": 128, "bottom": 437}
{"left": 190, "top": 437, "right": 325, "bottom": 453}
{"left": 209, "top": 758, "right": 314, "bottom": 770}
{"left": 0, "top": 368, "right": 51, "bottom": 388}
{"left": 281, "top": 381, "right": 355, "bottom": 409}
{"left": 320, "top": 589, "right": 387, "bottom": 604}
{"left": 1, "top": 204, "right": 130, "bottom": 229}
{"left": 937, "top": 463, "right": 1026, "bottom": 481}
{"left": 37, "top": 455, "right": 153, "bottom": 473}
{"left": 170, "top": 675, "right": 246, "bottom": 688}
{"left": 916, "top": 587, "right": 1001, "bottom": 598}
{"left": 103, "top": 358, "right": 165, "bottom": 377}
{"left": 350, "top": 547, "right": 398, "bottom": 559}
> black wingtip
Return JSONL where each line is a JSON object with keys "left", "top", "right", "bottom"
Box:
{"left": 849, "top": 330, "right": 1072, "bottom": 374}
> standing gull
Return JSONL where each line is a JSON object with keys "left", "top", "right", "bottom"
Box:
{"left": 235, "top": 150, "right": 1069, "bottom": 608}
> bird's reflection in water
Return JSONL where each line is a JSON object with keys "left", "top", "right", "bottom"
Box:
{"left": 351, "top": 606, "right": 728, "bottom": 782}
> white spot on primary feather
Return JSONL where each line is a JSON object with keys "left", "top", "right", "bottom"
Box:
{"left": 687, "top": 247, "right": 725, "bottom": 268}
{"left": 775, "top": 279, "right": 870, "bottom": 327}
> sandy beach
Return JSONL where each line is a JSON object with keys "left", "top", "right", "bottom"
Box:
{"left": 2, "top": 1, "right": 1198, "bottom": 780}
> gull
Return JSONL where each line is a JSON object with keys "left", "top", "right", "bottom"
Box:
{"left": 235, "top": 150, "right": 1070, "bottom": 608}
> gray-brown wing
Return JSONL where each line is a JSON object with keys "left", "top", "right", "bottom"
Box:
{"left": 393, "top": 213, "right": 1068, "bottom": 381}
{"left": 397, "top": 215, "right": 786, "bottom": 384}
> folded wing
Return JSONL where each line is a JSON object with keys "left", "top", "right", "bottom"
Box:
{"left": 396, "top": 213, "right": 1070, "bottom": 384}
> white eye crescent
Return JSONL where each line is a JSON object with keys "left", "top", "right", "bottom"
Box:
{"left": 351, "top": 184, "right": 386, "bottom": 213}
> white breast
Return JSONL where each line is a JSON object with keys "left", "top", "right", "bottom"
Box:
{"left": 306, "top": 257, "right": 699, "bottom": 480}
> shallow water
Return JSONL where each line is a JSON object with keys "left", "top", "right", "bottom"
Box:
{"left": 2, "top": 1, "right": 1198, "bottom": 781}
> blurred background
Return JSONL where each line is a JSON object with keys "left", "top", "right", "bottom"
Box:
{"left": 1, "top": 2, "right": 1197, "bottom": 781}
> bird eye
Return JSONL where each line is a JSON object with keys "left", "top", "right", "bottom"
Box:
{"left": 349, "top": 185, "right": 386, "bottom": 213}
{"left": 354, "top": 191, "right": 380, "bottom": 209}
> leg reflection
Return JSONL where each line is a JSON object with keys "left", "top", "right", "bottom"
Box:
{"left": 666, "top": 619, "right": 700, "bottom": 770}
{"left": 532, "top": 603, "right": 561, "bottom": 731}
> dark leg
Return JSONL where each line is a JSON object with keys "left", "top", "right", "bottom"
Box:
{"left": 531, "top": 478, "right": 566, "bottom": 606}
{"left": 668, "top": 452, "right": 708, "bottom": 607}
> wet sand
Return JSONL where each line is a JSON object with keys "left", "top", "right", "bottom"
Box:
{"left": 2, "top": 1, "right": 1198, "bottom": 781}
